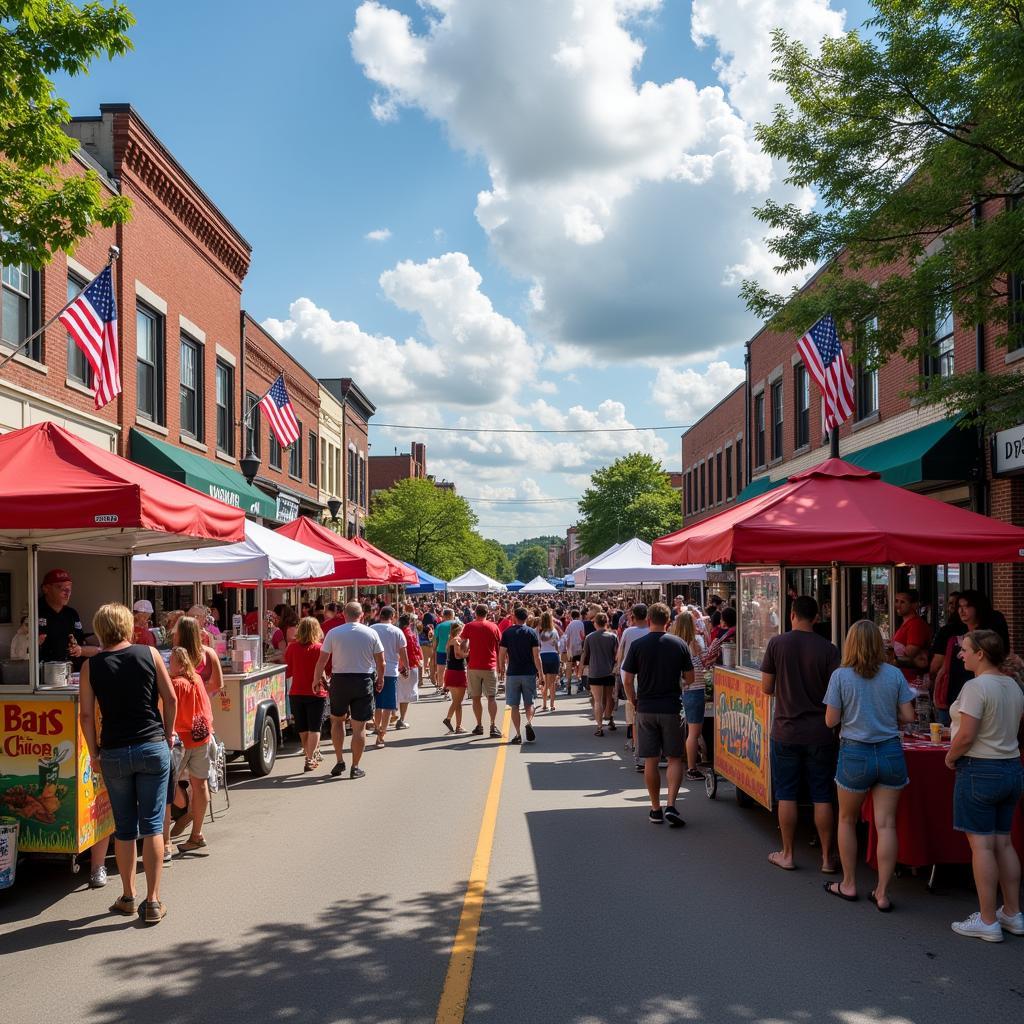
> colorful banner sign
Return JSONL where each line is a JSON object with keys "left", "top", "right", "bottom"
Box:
{"left": 243, "top": 670, "right": 286, "bottom": 749}
{"left": 713, "top": 668, "right": 773, "bottom": 811}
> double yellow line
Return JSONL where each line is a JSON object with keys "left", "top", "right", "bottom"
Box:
{"left": 435, "top": 709, "right": 511, "bottom": 1023}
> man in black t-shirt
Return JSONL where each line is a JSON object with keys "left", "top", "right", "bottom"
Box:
{"left": 622, "top": 603, "right": 693, "bottom": 828}
{"left": 37, "top": 568, "right": 98, "bottom": 667}
{"left": 499, "top": 607, "right": 543, "bottom": 745}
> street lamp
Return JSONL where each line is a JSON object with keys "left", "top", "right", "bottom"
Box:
{"left": 327, "top": 498, "right": 342, "bottom": 523}
{"left": 240, "top": 450, "right": 261, "bottom": 486}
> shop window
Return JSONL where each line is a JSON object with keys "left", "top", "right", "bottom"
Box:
{"left": 2, "top": 261, "right": 41, "bottom": 361}
{"left": 289, "top": 427, "right": 302, "bottom": 478}
{"left": 855, "top": 317, "right": 879, "bottom": 419}
{"left": 136, "top": 304, "right": 165, "bottom": 423}
{"left": 215, "top": 361, "right": 234, "bottom": 455}
{"left": 922, "top": 301, "right": 955, "bottom": 380}
{"left": 771, "top": 380, "right": 783, "bottom": 459}
{"left": 66, "top": 273, "right": 91, "bottom": 385}
{"left": 179, "top": 334, "right": 203, "bottom": 439}
{"left": 754, "top": 393, "right": 766, "bottom": 467}
{"left": 309, "top": 431, "right": 318, "bottom": 486}
{"left": 795, "top": 365, "right": 810, "bottom": 447}
{"left": 244, "top": 392, "right": 261, "bottom": 457}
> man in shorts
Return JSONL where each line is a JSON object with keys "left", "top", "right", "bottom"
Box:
{"left": 314, "top": 601, "right": 385, "bottom": 780}
{"left": 462, "top": 604, "right": 503, "bottom": 738}
{"left": 617, "top": 603, "right": 650, "bottom": 771}
{"left": 563, "top": 608, "right": 585, "bottom": 690}
{"left": 622, "top": 603, "right": 692, "bottom": 827}
{"left": 498, "top": 607, "right": 543, "bottom": 745}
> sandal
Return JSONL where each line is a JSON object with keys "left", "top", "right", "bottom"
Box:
{"left": 869, "top": 892, "right": 894, "bottom": 913}
{"left": 594, "top": 728, "right": 604, "bottom": 737}
{"left": 823, "top": 881, "right": 858, "bottom": 902}
{"left": 179, "top": 836, "right": 207, "bottom": 852}
{"left": 143, "top": 899, "right": 167, "bottom": 924}
{"left": 109, "top": 895, "right": 136, "bottom": 915}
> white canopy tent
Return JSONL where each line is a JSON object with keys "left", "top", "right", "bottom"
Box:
{"left": 447, "top": 568, "right": 507, "bottom": 593}
{"left": 132, "top": 518, "right": 335, "bottom": 584}
{"left": 571, "top": 542, "right": 622, "bottom": 588}
{"left": 574, "top": 537, "right": 707, "bottom": 587}
{"left": 519, "top": 575, "right": 558, "bottom": 594}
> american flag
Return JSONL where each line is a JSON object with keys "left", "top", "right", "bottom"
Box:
{"left": 796, "top": 314, "right": 855, "bottom": 433}
{"left": 259, "top": 374, "right": 300, "bottom": 447}
{"left": 58, "top": 264, "right": 121, "bottom": 409}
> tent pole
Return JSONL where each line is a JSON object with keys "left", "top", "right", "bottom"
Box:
{"left": 28, "top": 546, "right": 39, "bottom": 691}
{"left": 831, "top": 562, "right": 840, "bottom": 648}
{"left": 257, "top": 578, "right": 266, "bottom": 669}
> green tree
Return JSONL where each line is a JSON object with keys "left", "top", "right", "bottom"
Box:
{"left": 515, "top": 545, "right": 548, "bottom": 582}
{"left": 1, "top": 2, "right": 135, "bottom": 268}
{"left": 366, "top": 478, "right": 479, "bottom": 580}
{"left": 465, "top": 536, "right": 513, "bottom": 582}
{"left": 741, "top": 1, "right": 1024, "bottom": 430}
{"left": 576, "top": 453, "right": 682, "bottom": 556}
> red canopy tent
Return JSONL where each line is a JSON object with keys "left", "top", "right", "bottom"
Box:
{"left": 652, "top": 459, "right": 1024, "bottom": 567}
{"left": 0, "top": 421, "right": 245, "bottom": 553}
{"left": 274, "top": 517, "right": 392, "bottom": 584}
{"left": 351, "top": 536, "right": 418, "bottom": 585}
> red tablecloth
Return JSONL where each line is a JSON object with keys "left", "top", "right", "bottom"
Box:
{"left": 862, "top": 741, "right": 1024, "bottom": 869}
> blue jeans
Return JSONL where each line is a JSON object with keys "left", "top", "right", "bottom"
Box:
{"left": 834, "top": 737, "right": 908, "bottom": 793}
{"left": 100, "top": 740, "right": 170, "bottom": 840}
{"left": 953, "top": 756, "right": 1024, "bottom": 835}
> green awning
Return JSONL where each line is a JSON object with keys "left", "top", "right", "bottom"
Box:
{"left": 733, "top": 417, "right": 975, "bottom": 500}
{"left": 130, "top": 429, "right": 277, "bottom": 518}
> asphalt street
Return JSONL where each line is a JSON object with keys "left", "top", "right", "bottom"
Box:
{"left": 1, "top": 687, "right": 1022, "bottom": 1024}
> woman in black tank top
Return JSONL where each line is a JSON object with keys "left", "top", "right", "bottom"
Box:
{"left": 442, "top": 622, "right": 469, "bottom": 733}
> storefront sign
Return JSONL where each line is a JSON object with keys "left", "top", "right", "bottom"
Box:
{"left": 992, "top": 425, "right": 1024, "bottom": 477}
{"left": 713, "top": 668, "right": 773, "bottom": 811}
{"left": 276, "top": 494, "right": 300, "bottom": 523}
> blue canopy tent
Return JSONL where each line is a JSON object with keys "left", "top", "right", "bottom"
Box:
{"left": 562, "top": 574, "right": 576, "bottom": 588}
{"left": 402, "top": 562, "right": 447, "bottom": 593}
{"left": 506, "top": 579, "right": 525, "bottom": 591}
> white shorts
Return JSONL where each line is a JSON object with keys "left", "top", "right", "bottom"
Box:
{"left": 397, "top": 667, "right": 419, "bottom": 704}
{"left": 180, "top": 741, "right": 212, "bottom": 781}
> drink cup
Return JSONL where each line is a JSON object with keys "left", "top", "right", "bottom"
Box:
{"left": 929, "top": 722, "right": 942, "bottom": 744}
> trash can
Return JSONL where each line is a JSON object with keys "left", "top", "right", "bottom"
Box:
{"left": 0, "top": 816, "right": 19, "bottom": 890}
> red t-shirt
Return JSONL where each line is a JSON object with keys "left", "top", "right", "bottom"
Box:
{"left": 171, "top": 675, "right": 214, "bottom": 749}
{"left": 402, "top": 626, "right": 423, "bottom": 667}
{"left": 497, "top": 616, "right": 515, "bottom": 635}
{"left": 244, "top": 610, "right": 259, "bottom": 633}
{"left": 322, "top": 614, "right": 346, "bottom": 634}
{"left": 133, "top": 625, "right": 157, "bottom": 646}
{"left": 285, "top": 641, "right": 327, "bottom": 697}
{"left": 893, "top": 615, "right": 931, "bottom": 651}
{"left": 462, "top": 619, "right": 502, "bottom": 670}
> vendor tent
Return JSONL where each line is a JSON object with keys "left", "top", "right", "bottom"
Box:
{"left": 0, "top": 421, "right": 244, "bottom": 553}
{"left": 403, "top": 562, "right": 447, "bottom": 593}
{"left": 275, "top": 517, "right": 391, "bottom": 584}
{"left": 571, "top": 543, "right": 622, "bottom": 587}
{"left": 447, "top": 569, "right": 507, "bottom": 592}
{"left": 652, "top": 458, "right": 1024, "bottom": 566}
{"left": 576, "top": 538, "right": 707, "bottom": 587}
{"left": 506, "top": 579, "right": 525, "bottom": 591}
{"left": 132, "top": 519, "right": 334, "bottom": 584}
{"left": 519, "top": 575, "right": 558, "bottom": 594}
{"left": 350, "top": 536, "right": 419, "bottom": 584}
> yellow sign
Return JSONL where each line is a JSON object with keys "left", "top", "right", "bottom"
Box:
{"left": 713, "top": 668, "right": 773, "bottom": 811}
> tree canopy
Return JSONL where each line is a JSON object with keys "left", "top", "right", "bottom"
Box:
{"left": 1, "top": 1, "right": 135, "bottom": 268}
{"left": 742, "top": 0, "right": 1024, "bottom": 430}
{"left": 575, "top": 453, "right": 682, "bottom": 557}
{"left": 515, "top": 545, "right": 548, "bottom": 582}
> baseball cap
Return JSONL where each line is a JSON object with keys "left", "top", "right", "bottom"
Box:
{"left": 42, "top": 568, "right": 72, "bottom": 586}
{"left": 133, "top": 599, "right": 154, "bottom": 614}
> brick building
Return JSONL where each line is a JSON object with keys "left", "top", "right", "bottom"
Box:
{"left": 681, "top": 384, "right": 745, "bottom": 525}
{"left": 369, "top": 441, "right": 427, "bottom": 497}
{"left": 319, "top": 378, "right": 375, "bottom": 537}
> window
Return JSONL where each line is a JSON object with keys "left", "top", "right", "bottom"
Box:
{"left": 685, "top": 471, "right": 692, "bottom": 515}
{"left": 700, "top": 462, "right": 706, "bottom": 510}
{"left": 736, "top": 438, "right": 743, "bottom": 492}
{"left": 66, "top": 274, "right": 91, "bottom": 385}
{"left": 855, "top": 318, "right": 879, "bottom": 420}
{"left": 725, "top": 446, "right": 733, "bottom": 500}
{"left": 2, "top": 261, "right": 40, "bottom": 360}
{"left": 347, "top": 448, "right": 357, "bottom": 501}
{"left": 795, "top": 364, "right": 810, "bottom": 448}
{"left": 309, "top": 431, "right": 318, "bottom": 485}
{"left": 358, "top": 453, "right": 367, "bottom": 508}
{"left": 320, "top": 438, "right": 328, "bottom": 492}
{"left": 244, "top": 392, "right": 261, "bottom": 457}
{"left": 179, "top": 334, "right": 203, "bottom": 439}
{"left": 269, "top": 432, "right": 282, "bottom": 470}
{"left": 136, "top": 304, "right": 165, "bottom": 423}
{"left": 923, "top": 301, "right": 955, "bottom": 380}
{"left": 754, "top": 393, "right": 766, "bottom": 467}
{"left": 770, "top": 380, "right": 783, "bottom": 459}
{"left": 289, "top": 426, "right": 302, "bottom": 478}
{"left": 215, "top": 361, "right": 234, "bottom": 455}
{"left": 716, "top": 452, "right": 723, "bottom": 504}
{"left": 1009, "top": 195, "right": 1023, "bottom": 351}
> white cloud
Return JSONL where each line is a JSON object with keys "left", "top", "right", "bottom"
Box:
{"left": 365, "top": 227, "right": 392, "bottom": 241}
{"left": 650, "top": 360, "right": 746, "bottom": 422}
{"left": 350, "top": 0, "right": 848, "bottom": 359}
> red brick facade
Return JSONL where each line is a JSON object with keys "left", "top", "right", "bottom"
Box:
{"left": 681, "top": 384, "right": 745, "bottom": 524}
{"left": 369, "top": 442, "right": 427, "bottom": 496}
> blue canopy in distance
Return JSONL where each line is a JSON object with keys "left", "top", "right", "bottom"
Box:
{"left": 506, "top": 579, "right": 524, "bottom": 591}
{"left": 403, "top": 562, "right": 447, "bottom": 593}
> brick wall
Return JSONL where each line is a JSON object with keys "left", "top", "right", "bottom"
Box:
{"left": 680, "top": 384, "right": 745, "bottom": 524}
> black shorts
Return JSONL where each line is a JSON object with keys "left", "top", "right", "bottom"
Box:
{"left": 291, "top": 694, "right": 327, "bottom": 733}
{"left": 571, "top": 655, "right": 581, "bottom": 664}
{"left": 329, "top": 673, "right": 375, "bottom": 722}
{"left": 588, "top": 675, "right": 616, "bottom": 688}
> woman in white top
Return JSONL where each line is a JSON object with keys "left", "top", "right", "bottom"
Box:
{"left": 537, "top": 611, "right": 561, "bottom": 712}
{"left": 945, "top": 629, "right": 1024, "bottom": 942}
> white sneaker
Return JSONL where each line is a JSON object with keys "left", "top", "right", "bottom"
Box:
{"left": 997, "top": 907, "right": 1024, "bottom": 936}
{"left": 89, "top": 866, "right": 107, "bottom": 888}
{"left": 951, "top": 912, "right": 1003, "bottom": 942}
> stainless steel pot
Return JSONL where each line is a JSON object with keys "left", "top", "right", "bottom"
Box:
{"left": 43, "top": 661, "right": 71, "bottom": 687}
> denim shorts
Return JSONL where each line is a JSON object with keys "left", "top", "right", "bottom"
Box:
{"left": 953, "top": 757, "right": 1024, "bottom": 835}
{"left": 376, "top": 675, "right": 398, "bottom": 711}
{"left": 834, "top": 737, "right": 908, "bottom": 793}
{"left": 100, "top": 739, "right": 171, "bottom": 841}
{"left": 771, "top": 739, "right": 838, "bottom": 803}
{"left": 505, "top": 675, "right": 537, "bottom": 708}
{"left": 682, "top": 689, "right": 705, "bottom": 726}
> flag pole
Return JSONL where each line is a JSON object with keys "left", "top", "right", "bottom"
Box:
{"left": 0, "top": 245, "right": 120, "bottom": 372}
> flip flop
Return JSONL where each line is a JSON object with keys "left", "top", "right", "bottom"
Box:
{"left": 767, "top": 852, "right": 797, "bottom": 871}
{"left": 869, "top": 892, "right": 894, "bottom": 913}
{"left": 820, "top": 864, "right": 840, "bottom": 875}
{"left": 823, "top": 881, "right": 858, "bottom": 902}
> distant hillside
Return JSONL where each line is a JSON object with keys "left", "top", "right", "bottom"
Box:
{"left": 501, "top": 535, "right": 562, "bottom": 561}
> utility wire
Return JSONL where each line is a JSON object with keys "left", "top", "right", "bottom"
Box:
{"left": 464, "top": 497, "right": 571, "bottom": 504}
{"left": 370, "top": 422, "right": 689, "bottom": 434}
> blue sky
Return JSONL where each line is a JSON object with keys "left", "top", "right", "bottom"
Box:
{"left": 58, "top": 0, "right": 875, "bottom": 541}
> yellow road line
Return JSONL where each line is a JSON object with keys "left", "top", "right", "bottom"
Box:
{"left": 435, "top": 708, "right": 511, "bottom": 1024}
